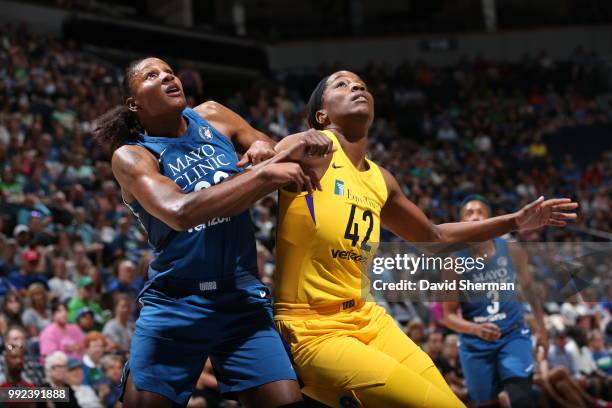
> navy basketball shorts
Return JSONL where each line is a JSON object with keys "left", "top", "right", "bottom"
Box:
{"left": 459, "top": 327, "right": 534, "bottom": 404}
{"left": 122, "top": 273, "right": 297, "bottom": 406}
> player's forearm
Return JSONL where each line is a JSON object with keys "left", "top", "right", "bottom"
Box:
{"left": 441, "top": 313, "right": 479, "bottom": 335}
{"left": 522, "top": 283, "right": 546, "bottom": 332}
{"left": 176, "top": 157, "right": 286, "bottom": 230}
{"left": 435, "top": 213, "right": 518, "bottom": 243}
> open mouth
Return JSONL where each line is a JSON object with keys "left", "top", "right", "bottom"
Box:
{"left": 352, "top": 92, "right": 368, "bottom": 103}
{"left": 165, "top": 84, "right": 182, "bottom": 97}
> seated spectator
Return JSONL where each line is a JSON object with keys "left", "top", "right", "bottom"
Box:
{"left": 76, "top": 308, "right": 96, "bottom": 334}
{"left": 0, "top": 293, "right": 24, "bottom": 334}
{"left": 8, "top": 248, "right": 47, "bottom": 293}
{"left": 590, "top": 329, "right": 612, "bottom": 375}
{"left": 424, "top": 330, "right": 444, "bottom": 361}
{"left": 21, "top": 282, "right": 51, "bottom": 337}
{"left": 68, "top": 276, "right": 106, "bottom": 329}
{"left": 39, "top": 302, "right": 85, "bottom": 362}
{"left": 0, "top": 347, "right": 35, "bottom": 390}
{"left": 548, "top": 328, "right": 578, "bottom": 375}
{"left": 0, "top": 326, "right": 44, "bottom": 385}
{"left": 48, "top": 257, "right": 77, "bottom": 303}
{"left": 102, "top": 294, "right": 134, "bottom": 352}
{"left": 82, "top": 332, "right": 106, "bottom": 387}
{"left": 405, "top": 319, "right": 426, "bottom": 347}
{"left": 43, "top": 351, "right": 79, "bottom": 408}
{"left": 435, "top": 334, "right": 467, "bottom": 400}
{"left": 97, "top": 354, "right": 123, "bottom": 408}
{"left": 66, "top": 357, "right": 103, "bottom": 408}
{"left": 106, "top": 259, "right": 142, "bottom": 299}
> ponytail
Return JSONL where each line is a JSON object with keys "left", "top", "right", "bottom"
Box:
{"left": 93, "top": 105, "right": 142, "bottom": 152}
{"left": 93, "top": 58, "right": 149, "bottom": 152}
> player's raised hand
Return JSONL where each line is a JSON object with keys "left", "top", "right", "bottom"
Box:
{"left": 514, "top": 196, "right": 578, "bottom": 232}
{"left": 284, "top": 129, "right": 336, "bottom": 162}
{"left": 237, "top": 140, "right": 277, "bottom": 167}
{"left": 473, "top": 323, "right": 501, "bottom": 342}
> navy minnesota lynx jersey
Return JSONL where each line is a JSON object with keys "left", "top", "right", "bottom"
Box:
{"left": 458, "top": 238, "right": 525, "bottom": 344}
{"left": 123, "top": 107, "right": 257, "bottom": 284}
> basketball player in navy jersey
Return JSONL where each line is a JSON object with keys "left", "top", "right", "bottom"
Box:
{"left": 442, "top": 195, "right": 549, "bottom": 408}
{"left": 94, "top": 57, "right": 333, "bottom": 408}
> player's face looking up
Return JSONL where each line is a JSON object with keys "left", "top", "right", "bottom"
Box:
{"left": 315, "top": 70, "right": 374, "bottom": 130}
{"left": 125, "top": 58, "right": 187, "bottom": 120}
{"left": 461, "top": 200, "right": 491, "bottom": 222}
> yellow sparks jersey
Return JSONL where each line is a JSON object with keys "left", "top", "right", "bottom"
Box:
{"left": 274, "top": 130, "right": 388, "bottom": 316}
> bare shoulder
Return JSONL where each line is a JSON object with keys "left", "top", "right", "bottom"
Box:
{"left": 111, "top": 145, "right": 157, "bottom": 180}
{"left": 377, "top": 165, "right": 400, "bottom": 196}
{"left": 193, "top": 100, "right": 229, "bottom": 121}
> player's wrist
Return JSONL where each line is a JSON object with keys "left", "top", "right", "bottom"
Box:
{"left": 507, "top": 212, "right": 520, "bottom": 231}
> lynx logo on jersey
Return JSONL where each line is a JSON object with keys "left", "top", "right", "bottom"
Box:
{"left": 497, "top": 256, "right": 508, "bottom": 267}
{"left": 334, "top": 179, "right": 345, "bottom": 196}
{"left": 199, "top": 126, "right": 213, "bottom": 141}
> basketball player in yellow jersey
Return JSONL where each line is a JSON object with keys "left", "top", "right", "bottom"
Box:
{"left": 273, "top": 71, "right": 579, "bottom": 408}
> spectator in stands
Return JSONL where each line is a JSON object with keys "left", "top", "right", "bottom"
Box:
{"left": 97, "top": 354, "right": 123, "bottom": 408}
{"left": 43, "top": 351, "right": 79, "bottom": 408}
{"left": 9, "top": 248, "right": 47, "bottom": 292}
{"left": 435, "top": 334, "right": 467, "bottom": 400}
{"left": 548, "top": 329, "right": 578, "bottom": 375}
{"left": 425, "top": 330, "right": 444, "bottom": 361}
{"left": 0, "top": 293, "right": 24, "bottom": 333}
{"left": 106, "top": 259, "right": 141, "bottom": 299}
{"left": 0, "top": 326, "right": 44, "bottom": 385}
{"left": 68, "top": 276, "right": 105, "bottom": 329}
{"left": 76, "top": 308, "right": 96, "bottom": 334}
{"left": 0, "top": 347, "right": 35, "bottom": 390}
{"left": 39, "top": 302, "right": 85, "bottom": 362}
{"left": 590, "top": 330, "right": 612, "bottom": 375}
{"left": 21, "top": 282, "right": 51, "bottom": 337}
{"left": 81, "top": 332, "right": 106, "bottom": 387}
{"left": 66, "top": 356, "right": 104, "bottom": 408}
{"left": 405, "top": 319, "right": 426, "bottom": 348}
{"left": 102, "top": 294, "right": 133, "bottom": 352}
{"left": 48, "top": 257, "right": 77, "bottom": 303}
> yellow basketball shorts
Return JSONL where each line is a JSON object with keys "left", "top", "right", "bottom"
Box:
{"left": 275, "top": 302, "right": 465, "bottom": 407}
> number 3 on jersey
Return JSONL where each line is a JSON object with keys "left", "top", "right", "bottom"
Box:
{"left": 344, "top": 204, "right": 374, "bottom": 251}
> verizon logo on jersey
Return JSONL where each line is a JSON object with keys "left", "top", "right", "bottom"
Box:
{"left": 330, "top": 248, "right": 370, "bottom": 264}
{"left": 188, "top": 217, "right": 231, "bottom": 233}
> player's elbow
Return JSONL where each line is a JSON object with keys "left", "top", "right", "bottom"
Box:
{"left": 167, "top": 200, "right": 193, "bottom": 231}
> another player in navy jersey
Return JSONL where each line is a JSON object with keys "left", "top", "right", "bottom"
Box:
{"left": 442, "top": 195, "right": 549, "bottom": 408}
{"left": 93, "top": 57, "right": 334, "bottom": 408}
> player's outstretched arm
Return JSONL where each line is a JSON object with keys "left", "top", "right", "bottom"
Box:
{"left": 112, "top": 144, "right": 315, "bottom": 231}
{"left": 380, "top": 167, "right": 578, "bottom": 243}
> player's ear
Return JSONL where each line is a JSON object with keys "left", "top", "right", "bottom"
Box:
{"left": 315, "top": 110, "right": 328, "bottom": 127}
{"left": 126, "top": 97, "right": 139, "bottom": 113}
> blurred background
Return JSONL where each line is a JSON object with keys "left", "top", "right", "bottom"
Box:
{"left": 0, "top": 0, "right": 610, "bottom": 407}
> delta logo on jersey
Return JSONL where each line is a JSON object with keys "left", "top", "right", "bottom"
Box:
{"left": 199, "top": 126, "right": 213, "bottom": 141}
{"left": 335, "top": 179, "right": 345, "bottom": 196}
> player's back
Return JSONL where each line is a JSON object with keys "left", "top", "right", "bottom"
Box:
{"left": 123, "top": 107, "right": 257, "bottom": 287}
